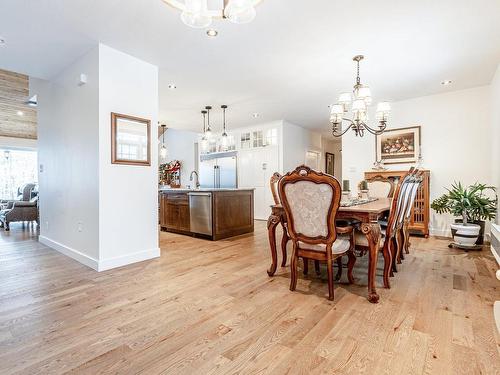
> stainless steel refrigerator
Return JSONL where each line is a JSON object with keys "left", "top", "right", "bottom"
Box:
{"left": 199, "top": 151, "right": 237, "bottom": 189}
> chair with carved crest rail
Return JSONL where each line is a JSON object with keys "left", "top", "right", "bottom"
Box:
{"left": 396, "top": 171, "right": 424, "bottom": 262}
{"left": 354, "top": 168, "right": 418, "bottom": 288}
{"left": 364, "top": 174, "right": 395, "bottom": 198}
{"left": 278, "top": 165, "right": 356, "bottom": 300}
{"left": 270, "top": 172, "right": 342, "bottom": 278}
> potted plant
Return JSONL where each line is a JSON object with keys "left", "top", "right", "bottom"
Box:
{"left": 431, "top": 182, "right": 497, "bottom": 246}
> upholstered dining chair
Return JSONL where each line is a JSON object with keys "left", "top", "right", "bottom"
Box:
{"left": 270, "top": 171, "right": 327, "bottom": 276}
{"left": 398, "top": 171, "right": 424, "bottom": 259}
{"left": 278, "top": 165, "right": 356, "bottom": 300}
{"left": 365, "top": 175, "right": 395, "bottom": 198}
{"left": 353, "top": 168, "right": 416, "bottom": 288}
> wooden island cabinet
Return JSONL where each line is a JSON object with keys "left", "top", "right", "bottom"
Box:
{"left": 159, "top": 188, "right": 254, "bottom": 240}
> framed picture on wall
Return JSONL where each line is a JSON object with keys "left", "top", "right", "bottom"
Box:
{"left": 325, "top": 152, "right": 335, "bottom": 175}
{"left": 375, "top": 126, "right": 421, "bottom": 164}
{"left": 111, "top": 112, "right": 151, "bottom": 166}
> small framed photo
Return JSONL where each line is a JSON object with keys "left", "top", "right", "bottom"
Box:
{"left": 325, "top": 152, "right": 335, "bottom": 175}
{"left": 111, "top": 112, "right": 151, "bottom": 166}
{"left": 376, "top": 126, "right": 421, "bottom": 164}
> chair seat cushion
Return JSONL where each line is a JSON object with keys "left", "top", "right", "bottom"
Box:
{"left": 298, "top": 235, "right": 351, "bottom": 255}
{"left": 355, "top": 228, "right": 386, "bottom": 248}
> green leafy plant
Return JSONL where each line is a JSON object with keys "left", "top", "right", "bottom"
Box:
{"left": 431, "top": 182, "right": 497, "bottom": 225}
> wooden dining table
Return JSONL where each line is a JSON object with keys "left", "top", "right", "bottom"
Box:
{"left": 267, "top": 198, "right": 392, "bottom": 303}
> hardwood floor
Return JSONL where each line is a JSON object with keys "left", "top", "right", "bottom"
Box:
{"left": 0, "top": 221, "right": 499, "bottom": 374}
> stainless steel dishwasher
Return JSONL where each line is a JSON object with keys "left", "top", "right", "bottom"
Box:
{"left": 188, "top": 192, "right": 212, "bottom": 236}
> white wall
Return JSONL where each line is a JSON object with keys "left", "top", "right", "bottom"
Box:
{"left": 36, "top": 46, "right": 101, "bottom": 265}
{"left": 163, "top": 128, "right": 198, "bottom": 187}
{"left": 492, "top": 65, "right": 500, "bottom": 224}
{"left": 98, "top": 44, "right": 159, "bottom": 268}
{"left": 36, "top": 44, "right": 159, "bottom": 271}
{"left": 282, "top": 120, "right": 321, "bottom": 172}
{"left": 342, "top": 86, "right": 492, "bottom": 236}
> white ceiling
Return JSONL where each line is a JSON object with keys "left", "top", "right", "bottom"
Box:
{"left": 1, "top": 0, "right": 500, "bottom": 134}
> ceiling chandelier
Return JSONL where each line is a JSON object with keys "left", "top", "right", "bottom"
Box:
{"left": 162, "top": 0, "right": 262, "bottom": 29}
{"left": 330, "top": 55, "right": 391, "bottom": 137}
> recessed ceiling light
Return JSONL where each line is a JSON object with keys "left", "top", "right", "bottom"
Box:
{"left": 252, "top": 113, "right": 259, "bottom": 118}
{"left": 441, "top": 80, "right": 452, "bottom": 86}
{"left": 206, "top": 29, "right": 218, "bottom": 37}
{"left": 168, "top": 83, "right": 177, "bottom": 89}
{"left": 17, "top": 110, "right": 24, "bottom": 116}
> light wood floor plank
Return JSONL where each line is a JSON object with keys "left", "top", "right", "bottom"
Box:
{"left": 0, "top": 221, "right": 498, "bottom": 374}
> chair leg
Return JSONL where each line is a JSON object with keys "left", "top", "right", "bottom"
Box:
{"left": 314, "top": 260, "right": 321, "bottom": 276}
{"left": 396, "top": 230, "right": 403, "bottom": 264}
{"left": 347, "top": 251, "right": 356, "bottom": 284}
{"left": 398, "top": 229, "right": 405, "bottom": 261}
{"left": 326, "top": 258, "right": 334, "bottom": 300}
{"left": 404, "top": 221, "right": 410, "bottom": 254}
{"left": 290, "top": 246, "right": 298, "bottom": 292}
{"left": 280, "top": 225, "right": 289, "bottom": 267}
{"left": 391, "top": 237, "right": 398, "bottom": 274}
{"left": 5, "top": 221, "right": 10, "bottom": 231}
{"left": 335, "top": 257, "right": 343, "bottom": 281}
{"left": 303, "top": 257, "right": 309, "bottom": 275}
{"left": 382, "top": 240, "right": 392, "bottom": 288}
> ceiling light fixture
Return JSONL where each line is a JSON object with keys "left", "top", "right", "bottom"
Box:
{"left": 252, "top": 113, "right": 259, "bottom": 118}
{"left": 329, "top": 55, "right": 390, "bottom": 137}
{"left": 0, "top": 37, "right": 5, "bottom": 45}
{"left": 220, "top": 105, "right": 229, "bottom": 150}
{"left": 17, "top": 110, "right": 24, "bottom": 116}
{"left": 204, "top": 105, "right": 213, "bottom": 139}
{"left": 200, "top": 110, "right": 209, "bottom": 151}
{"left": 162, "top": 0, "right": 262, "bottom": 29}
{"left": 160, "top": 124, "right": 168, "bottom": 159}
{"left": 206, "top": 29, "right": 218, "bottom": 37}
{"left": 168, "top": 83, "right": 177, "bottom": 89}
{"left": 441, "top": 80, "right": 452, "bottom": 86}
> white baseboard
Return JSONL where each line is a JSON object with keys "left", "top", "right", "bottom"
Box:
{"left": 39, "top": 236, "right": 160, "bottom": 272}
{"left": 97, "top": 248, "right": 160, "bottom": 272}
{"left": 39, "top": 235, "right": 99, "bottom": 270}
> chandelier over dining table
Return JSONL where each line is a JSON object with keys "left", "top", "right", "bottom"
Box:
{"left": 162, "top": 0, "right": 262, "bottom": 28}
{"left": 330, "top": 55, "right": 391, "bottom": 137}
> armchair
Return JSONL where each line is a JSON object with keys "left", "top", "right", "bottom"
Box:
{"left": 0, "top": 196, "right": 39, "bottom": 231}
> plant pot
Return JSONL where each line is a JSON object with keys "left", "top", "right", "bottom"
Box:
{"left": 450, "top": 222, "right": 481, "bottom": 247}
{"left": 455, "top": 219, "right": 485, "bottom": 245}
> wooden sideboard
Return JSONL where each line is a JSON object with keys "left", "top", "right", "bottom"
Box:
{"left": 364, "top": 170, "right": 430, "bottom": 237}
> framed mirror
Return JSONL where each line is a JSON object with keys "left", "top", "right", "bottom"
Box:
{"left": 111, "top": 112, "right": 151, "bottom": 166}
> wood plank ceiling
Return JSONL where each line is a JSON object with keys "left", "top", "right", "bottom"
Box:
{"left": 0, "top": 69, "right": 37, "bottom": 139}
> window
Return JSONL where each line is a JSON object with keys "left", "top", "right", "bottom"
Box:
{"left": 265, "top": 128, "right": 277, "bottom": 146}
{"left": 0, "top": 149, "right": 38, "bottom": 200}
{"left": 240, "top": 132, "right": 251, "bottom": 149}
{"left": 253, "top": 130, "right": 264, "bottom": 148}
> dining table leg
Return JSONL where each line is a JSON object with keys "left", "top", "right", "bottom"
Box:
{"left": 361, "top": 222, "right": 381, "bottom": 303}
{"left": 267, "top": 213, "right": 280, "bottom": 276}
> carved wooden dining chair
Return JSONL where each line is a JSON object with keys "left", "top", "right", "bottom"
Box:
{"left": 269, "top": 172, "right": 291, "bottom": 268}
{"left": 365, "top": 175, "right": 396, "bottom": 198}
{"left": 353, "top": 169, "right": 415, "bottom": 288}
{"left": 278, "top": 165, "right": 356, "bottom": 300}
{"left": 398, "top": 171, "right": 424, "bottom": 259}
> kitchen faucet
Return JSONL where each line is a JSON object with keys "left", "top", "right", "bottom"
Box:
{"left": 190, "top": 170, "right": 200, "bottom": 189}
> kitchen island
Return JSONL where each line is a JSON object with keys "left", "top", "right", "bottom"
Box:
{"left": 159, "top": 188, "right": 254, "bottom": 240}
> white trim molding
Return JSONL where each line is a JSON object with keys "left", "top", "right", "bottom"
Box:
{"left": 97, "top": 248, "right": 160, "bottom": 271}
{"left": 39, "top": 236, "right": 160, "bottom": 272}
{"left": 39, "top": 235, "right": 99, "bottom": 270}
